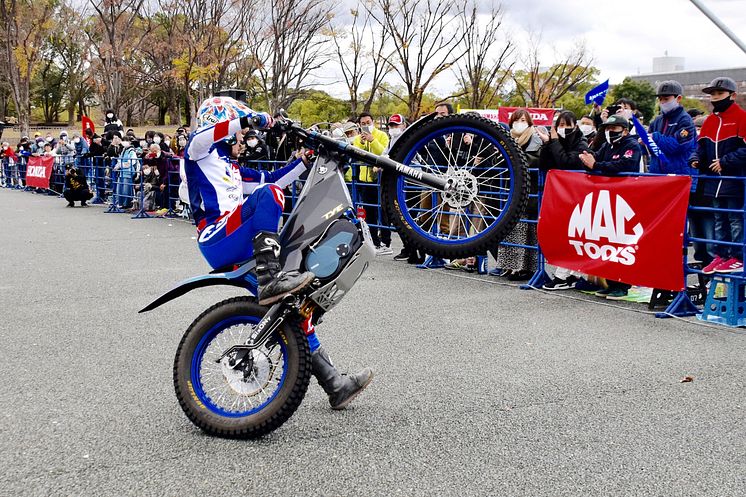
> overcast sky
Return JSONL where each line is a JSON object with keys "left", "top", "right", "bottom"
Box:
{"left": 322, "top": 0, "right": 746, "bottom": 98}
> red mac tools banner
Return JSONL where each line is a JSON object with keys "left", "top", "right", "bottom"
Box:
{"left": 498, "top": 107, "right": 555, "bottom": 126}
{"left": 25, "top": 156, "right": 55, "bottom": 189}
{"left": 538, "top": 171, "right": 691, "bottom": 291}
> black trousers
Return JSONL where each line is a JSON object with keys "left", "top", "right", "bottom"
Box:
{"left": 64, "top": 188, "right": 93, "bottom": 204}
{"left": 359, "top": 183, "right": 391, "bottom": 247}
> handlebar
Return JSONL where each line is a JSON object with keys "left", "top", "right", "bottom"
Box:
{"left": 285, "top": 123, "right": 451, "bottom": 192}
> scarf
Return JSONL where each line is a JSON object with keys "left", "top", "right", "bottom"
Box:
{"left": 511, "top": 125, "right": 535, "bottom": 147}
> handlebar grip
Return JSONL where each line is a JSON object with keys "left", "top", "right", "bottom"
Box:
{"left": 251, "top": 113, "right": 274, "bottom": 130}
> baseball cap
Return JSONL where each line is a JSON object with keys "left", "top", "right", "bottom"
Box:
{"left": 388, "top": 114, "right": 406, "bottom": 125}
{"left": 703, "top": 77, "right": 737, "bottom": 94}
{"left": 656, "top": 80, "right": 683, "bottom": 97}
{"left": 599, "top": 115, "right": 630, "bottom": 130}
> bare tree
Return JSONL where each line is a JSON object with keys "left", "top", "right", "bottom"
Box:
{"left": 167, "top": 0, "right": 254, "bottom": 127}
{"left": 86, "top": 0, "right": 148, "bottom": 118}
{"left": 329, "top": 3, "right": 391, "bottom": 115}
{"left": 367, "top": 0, "right": 473, "bottom": 120}
{"left": 455, "top": 2, "right": 515, "bottom": 109}
{"left": 252, "top": 0, "right": 333, "bottom": 111}
{"left": 0, "top": 0, "right": 58, "bottom": 135}
{"left": 50, "top": 2, "right": 94, "bottom": 125}
{"left": 512, "top": 36, "right": 595, "bottom": 108}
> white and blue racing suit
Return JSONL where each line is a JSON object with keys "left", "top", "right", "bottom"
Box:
{"left": 184, "top": 114, "right": 307, "bottom": 270}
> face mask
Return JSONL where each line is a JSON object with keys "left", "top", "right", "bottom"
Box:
{"left": 107, "top": 113, "right": 114, "bottom": 119}
{"left": 361, "top": 125, "right": 373, "bottom": 134}
{"left": 122, "top": 141, "right": 131, "bottom": 148}
{"left": 142, "top": 167, "right": 152, "bottom": 175}
{"left": 712, "top": 97, "right": 734, "bottom": 113}
{"left": 557, "top": 127, "right": 572, "bottom": 139}
{"left": 512, "top": 122, "right": 529, "bottom": 134}
{"left": 247, "top": 139, "right": 258, "bottom": 147}
{"left": 164, "top": 140, "right": 170, "bottom": 147}
{"left": 153, "top": 136, "right": 161, "bottom": 144}
{"left": 660, "top": 100, "right": 679, "bottom": 114}
{"left": 73, "top": 138, "right": 80, "bottom": 144}
{"left": 579, "top": 124, "right": 594, "bottom": 136}
{"left": 46, "top": 137, "right": 53, "bottom": 143}
{"left": 389, "top": 128, "right": 402, "bottom": 138}
{"left": 605, "top": 130, "right": 624, "bottom": 144}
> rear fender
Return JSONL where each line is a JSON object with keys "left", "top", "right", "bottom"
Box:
{"left": 139, "top": 262, "right": 257, "bottom": 313}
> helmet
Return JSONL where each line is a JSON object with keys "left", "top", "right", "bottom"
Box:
{"left": 196, "top": 96, "right": 251, "bottom": 129}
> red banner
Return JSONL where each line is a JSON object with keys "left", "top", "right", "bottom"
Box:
{"left": 498, "top": 107, "right": 555, "bottom": 126}
{"left": 25, "top": 156, "right": 55, "bottom": 189}
{"left": 538, "top": 171, "right": 691, "bottom": 291}
{"left": 82, "top": 115, "right": 95, "bottom": 145}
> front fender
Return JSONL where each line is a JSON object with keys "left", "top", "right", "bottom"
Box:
{"left": 139, "top": 262, "right": 257, "bottom": 313}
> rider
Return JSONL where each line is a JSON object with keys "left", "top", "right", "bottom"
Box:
{"left": 184, "top": 96, "right": 373, "bottom": 409}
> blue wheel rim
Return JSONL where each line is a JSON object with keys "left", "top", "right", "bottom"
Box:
{"left": 190, "top": 315, "right": 288, "bottom": 418}
{"left": 397, "top": 125, "right": 516, "bottom": 246}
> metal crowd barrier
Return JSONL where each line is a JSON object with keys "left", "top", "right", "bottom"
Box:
{"left": 5, "top": 154, "right": 746, "bottom": 327}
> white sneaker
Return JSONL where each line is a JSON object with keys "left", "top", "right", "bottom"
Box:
{"left": 375, "top": 245, "right": 393, "bottom": 256}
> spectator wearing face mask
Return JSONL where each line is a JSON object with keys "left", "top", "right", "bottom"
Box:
{"left": 32, "top": 138, "right": 45, "bottom": 156}
{"left": 495, "top": 109, "right": 543, "bottom": 281}
{"left": 112, "top": 135, "right": 138, "bottom": 209}
{"left": 152, "top": 132, "right": 173, "bottom": 155}
{"left": 173, "top": 134, "right": 188, "bottom": 158}
{"left": 578, "top": 115, "right": 642, "bottom": 300}
{"left": 347, "top": 112, "right": 391, "bottom": 255}
{"left": 133, "top": 147, "right": 161, "bottom": 211}
{"left": 538, "top": 111, "right": 591, "bottom": 290}
{"left": 88, "top": 134, "right": 108, "bottom": 201}
{"left": 578, "top": 115, "right": 603, "bottom": 152}
{"left": 103, "top": 110, "right": 124, "bottom": 137}
{"left": 242, "top": 130, "right": 271, "bottom": 163}
{"left": 693, "top": 77, "right": 746, "bottom": 275}
{"left": 1, "top": 142, "right": 18, "bottom": 187}
{"left": 648, "top": 81, "right": 698, "bottom": 177}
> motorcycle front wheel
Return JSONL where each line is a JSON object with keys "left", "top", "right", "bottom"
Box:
{"left": 382, "top": 113, "right": 529, "bottom": 259}
{"left": 173, "top": 297, "right": 311, "bottom": 439}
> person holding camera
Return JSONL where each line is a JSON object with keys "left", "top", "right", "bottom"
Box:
{"left": 64, "top": 164, "right": 93, "bottom": 207}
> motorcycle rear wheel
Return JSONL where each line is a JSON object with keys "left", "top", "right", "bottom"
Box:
{"left": 382, "top": 113, "right": 529, "bottom": 259}
{"left": 173, "top": 296, "right": 311, "bottom": 439}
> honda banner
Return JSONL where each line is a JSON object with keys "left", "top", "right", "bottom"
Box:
{"left": 497, "top": 107, "right": 555, "bottom": 126}
{"left": 25, "top": 156, "right": 55, "bottom": 189}
{"left": 538, "top": 171, "right": 691, "bottom": 291}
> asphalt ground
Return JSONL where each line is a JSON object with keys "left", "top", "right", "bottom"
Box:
{"left": 2, "top": 189, "right": 745, "bottom": 497}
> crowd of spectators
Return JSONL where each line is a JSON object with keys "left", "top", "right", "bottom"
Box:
{"left": 2, "top": 76, "right": 746, "bottom": 302}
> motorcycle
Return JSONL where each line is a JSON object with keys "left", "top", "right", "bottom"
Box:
{"left": 140, "top": 112, "right": 528, "bottom": 438}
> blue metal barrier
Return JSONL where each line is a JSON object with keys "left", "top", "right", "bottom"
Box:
{"left": 7, "top": 152, "right": 746, "bottom": 328}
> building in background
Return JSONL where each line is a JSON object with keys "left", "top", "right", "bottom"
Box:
{"left": 629, "top": 58, "right": 746, "bottom": 109}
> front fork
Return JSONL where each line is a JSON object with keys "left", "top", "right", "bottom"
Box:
{"left": 216, "top": 294, "right": 319, "bottom": 371}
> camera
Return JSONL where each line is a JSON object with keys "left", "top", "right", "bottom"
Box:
{"left": 606, "top": 104, "right": 621, "bottom": 116}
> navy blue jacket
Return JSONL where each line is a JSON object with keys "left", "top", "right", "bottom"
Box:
{"left": 693, "top": 102, "right": 746, "bottom": 198}
{"left": 647, "top": 105, "right": 697, "bottom": 175}
{"left": 591, "top": 135, "right": 642, "bottom": 175}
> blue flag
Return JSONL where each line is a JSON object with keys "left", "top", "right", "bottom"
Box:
{"left": 585, "top": 79, "right": 609, "bottom": 106}
{"left": 631, "top": 114, "right": 668, "bottom": 165}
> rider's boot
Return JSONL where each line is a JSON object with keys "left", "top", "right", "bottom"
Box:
{"left": 311, "top": 346, "right": 373, "bottom": 410}
{"left": 253, "top": 231, "right": 315, "bottom": 306}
